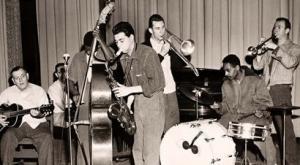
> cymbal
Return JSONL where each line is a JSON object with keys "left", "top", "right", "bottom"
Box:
{"left": 178, "top": 86, "right": 214, "bottom": 105}
{"left": 267, "top": 105, "right": 300, "bottom": 111}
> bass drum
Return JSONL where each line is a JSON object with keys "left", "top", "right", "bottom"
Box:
{"left": 160, "top": 119, "right": 236, "bottom": 165}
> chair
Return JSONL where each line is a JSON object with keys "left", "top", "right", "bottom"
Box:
{"left": 13, "top": 118, "right": 54, "bottom": 164}
{"left": 14, "top": 138, "right": 38, "bottom": 164}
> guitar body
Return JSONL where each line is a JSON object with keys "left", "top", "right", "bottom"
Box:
{"left": 4, "top": 116, "right": 22, "bottom": 128}
{"left": 0, "top": 103, "right": 53, "bottom": 131}
{"left": 90, "top": 64, "right": 113, "bottom": 165}
{"left": 0, "top": 112, "right": 22, "bottom": 131}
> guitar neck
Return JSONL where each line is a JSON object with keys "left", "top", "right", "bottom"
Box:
{"left": 3, "top": 108, "right": 38, "bottom": 118}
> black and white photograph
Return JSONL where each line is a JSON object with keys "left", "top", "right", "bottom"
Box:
{"left": 1, "top": 0, "right": 300, "bottom": 165}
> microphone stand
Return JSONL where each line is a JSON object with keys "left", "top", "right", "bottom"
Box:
{"left": 63, "top": 56, "right": 74, "bottom": 165}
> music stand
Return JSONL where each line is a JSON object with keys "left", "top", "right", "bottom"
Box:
{"left": 267, "top": 105, "right": 300, "bottom": 165}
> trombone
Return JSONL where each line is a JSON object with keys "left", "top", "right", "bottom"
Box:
{"left": 162, "top": 29, "right": 199, "bottom": 77}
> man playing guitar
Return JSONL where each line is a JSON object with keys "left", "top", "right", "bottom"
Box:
{"left": 0, "top": 66, "right": 53, "bottom": 165}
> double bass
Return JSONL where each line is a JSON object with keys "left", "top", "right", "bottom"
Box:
{"left": 89, "top": 1, "right": 115, "bottom": 165}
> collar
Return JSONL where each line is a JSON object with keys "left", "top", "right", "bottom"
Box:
{"left": 234, "top": 69, "right": 245, "bottom": 84}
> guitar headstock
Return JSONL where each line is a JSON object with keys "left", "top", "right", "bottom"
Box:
{"left": 39, "top": 102, "right": 54, "bottom": 115}
{"left": 99, "top": 0, "right": 115, "bottom": 25}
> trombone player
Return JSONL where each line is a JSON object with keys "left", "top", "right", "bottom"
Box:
{"left": 252, "top": 17, "right": 300, "bottom": 165}
{"left": 143, "top": 14, "right": 195, "bottom": 132}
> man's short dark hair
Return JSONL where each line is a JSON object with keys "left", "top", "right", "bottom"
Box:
{"left": 53, "top": 63, "right": 64, "bottom": 82}
{"left": 55, "top": 63, "right": 64, "bottom": 73}
{"left": 10, "top": 66, "right": 27, "bottom": 76}
{"left": 83, "top": 31, "right": 94, "bottom": 47}
{"left": 222, "top": 54, "right": 241, "bottom": 67}
{"left": 112, "top": 21, "right": 135, "bottom": 37}
{"left": 148, "top": 14, "right": 165, "bottom": 28}
{"left": 276, "top": 17, "right": 291, "bottom": 30}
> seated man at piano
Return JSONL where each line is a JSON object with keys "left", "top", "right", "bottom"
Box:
{"left": 212, "top": 54, "right": 276, "bottom": 164}
{"left": 0, "top": 66, "right": 53, "bottom": 165}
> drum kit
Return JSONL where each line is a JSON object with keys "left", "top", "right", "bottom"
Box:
{"left": 160, "top": 86, "right": 300, "bottom": 165}
{"left": 160, "top": 119, "right": 236, "bottom": 165}
{"left": 178, "top": 86, "right": 215, "bottom": 118}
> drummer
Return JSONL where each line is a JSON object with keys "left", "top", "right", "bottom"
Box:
{"left": 211, "top": 54, "right": 276, "bottom": 164}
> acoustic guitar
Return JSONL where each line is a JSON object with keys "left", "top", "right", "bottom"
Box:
{"left": 0, "top": 103, "right": 54, "bottom": 131}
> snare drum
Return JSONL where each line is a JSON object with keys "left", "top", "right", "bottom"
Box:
{"left": 227, "top": 121, "right": 270, "bottom": 140}
{"left": 160, "top": 119, "right": 236, "bottom": 165}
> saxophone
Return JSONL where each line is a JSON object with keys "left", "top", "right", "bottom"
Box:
{"left": 106, "top": 67, "right": 136, "bottom": 135}
{"left": 94, "top": 25, "right": 136, "bottom": 135}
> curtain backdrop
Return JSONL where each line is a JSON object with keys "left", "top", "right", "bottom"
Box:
{"left": 0, "top": 0, "right": 23, "bottom": 90}
{"left": 35, "top": 0, "right": 100, "bottom": 88}
{"left": 0, "top": 0, "right": 8, "bottom": 90}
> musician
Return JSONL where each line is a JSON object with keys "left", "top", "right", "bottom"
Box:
{"left": 213, "top": 54, "right": 275, "bottom": 164}
{"left": 111, "top": 21, "right": 165, "bottom": 165}
{"left": 48, "top": 63, "right": 66, "bottom": 127}
{"left": 142, "top": 14, "right": 182, "bottom": 133}
{"left": 252, "top": 17, "right": 300, "bottom": 165}
{"left": 0, "top": 66, "right": 53, "bottom": 164}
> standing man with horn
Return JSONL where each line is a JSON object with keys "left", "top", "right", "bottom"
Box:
{"left": 111, "top": 21, "right": 165, "bottom": 165}
{"left": 143, "top": 14, "right": 187, "bottom": 133}
{"left": 252, "top": 17, "right": 300, "bottom": 165}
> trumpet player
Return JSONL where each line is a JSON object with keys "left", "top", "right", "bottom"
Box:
{"left": 143, "top": 14, "right": 187, "bottom": 133}
{"left": 252, "top": 17, "right": 300, "bottom": 165}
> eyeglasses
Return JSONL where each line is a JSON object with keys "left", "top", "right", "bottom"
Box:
{"left": 13, "top": 73, "right": 27, "bottom": 81}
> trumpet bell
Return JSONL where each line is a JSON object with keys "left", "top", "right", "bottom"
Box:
{"left": 181, "top": 39, "right": 195, "bottom": 55}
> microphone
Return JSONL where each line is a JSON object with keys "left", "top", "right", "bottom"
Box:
{"left": 182, "top": 130, "right": 203, "bottom": 154}
{"left": 63, "top": 53, "right": 70, "bottom": 65}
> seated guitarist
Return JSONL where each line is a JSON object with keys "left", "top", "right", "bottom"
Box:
{"left": 0, "top": 66, "right": 53, "bottom": 165}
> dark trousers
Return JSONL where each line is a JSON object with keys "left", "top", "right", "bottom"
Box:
{"left": 269, "top": 85, "right": 299, "bottom": 165}
{"left": 0, "top": 122, "right": 53, "bottom": 165}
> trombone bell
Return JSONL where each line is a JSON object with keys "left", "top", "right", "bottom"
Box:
{"left": 181, "top": 39, "right": 195, "bottom": 55}
{"left": 163, "top": 29, "right": 199, "bottom": 77}
{"left": 163, "top": 29, "right": 195, "bottom": 55}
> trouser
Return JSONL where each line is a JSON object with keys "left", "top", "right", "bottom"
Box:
{"left": 254, "top": 135, "right": 277, "bottom": 165}
{"left": 133, "top": 92, "right": 165, "bottom": 165}
{"left": 163, "top": 92, "right": 180, "bottom": 133}
{"left": 0, "top": 122, "right": 53, "bottom": 165}
{"left": 269, "top": 84, "right": 299, "bottom": 165}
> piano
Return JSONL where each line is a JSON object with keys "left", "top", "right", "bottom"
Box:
{"left": 173, "top": 67, "right": 225, "bottom": 121}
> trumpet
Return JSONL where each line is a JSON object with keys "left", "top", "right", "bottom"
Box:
{"left": 247, "top": 36, "right": 274, "bottom": 56}
{"left": 162, "top": 29, "right": 199, "bottom": 77}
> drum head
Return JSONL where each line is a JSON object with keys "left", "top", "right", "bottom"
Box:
{"left": 160, "top": 119, "right": 236, "bottom": 165}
